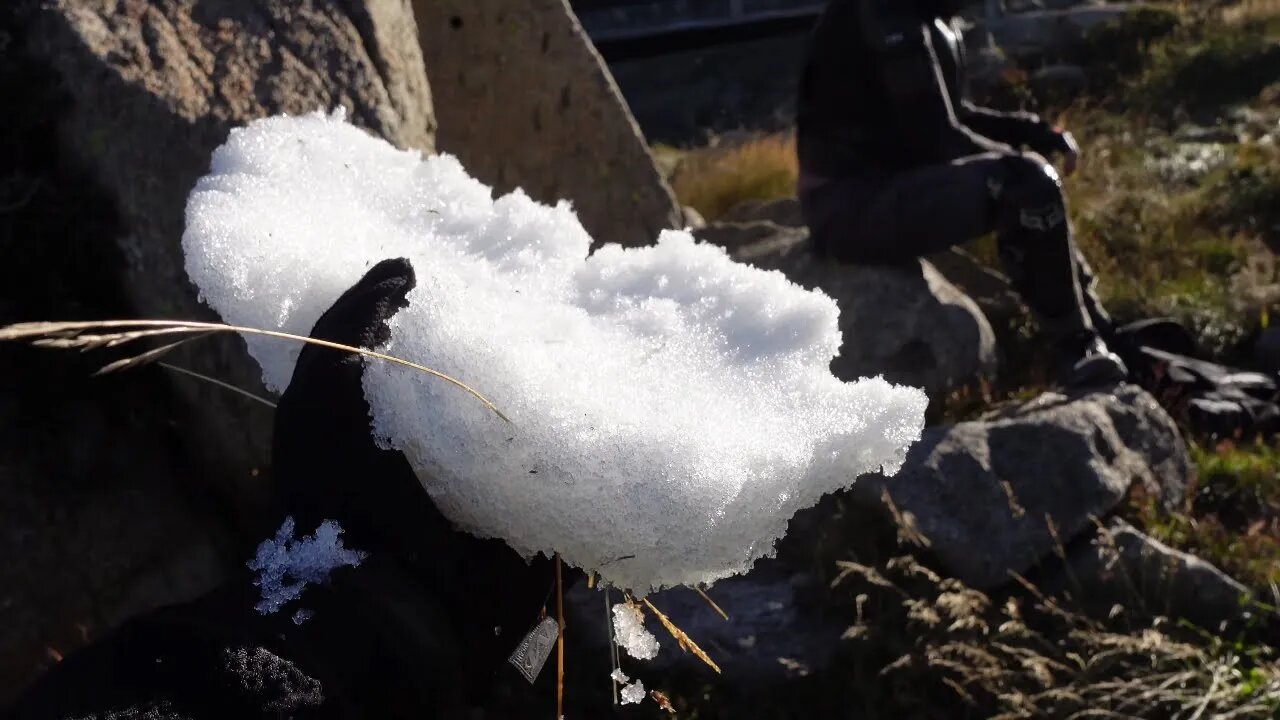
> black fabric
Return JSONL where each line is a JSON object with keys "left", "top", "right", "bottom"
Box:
{"left": 796, "top": 0, "right": 1062, "bottom": 177}
{"left": 800, "top": 153, "right": 1101, "bottom": 335}
{"left": 270, "top": 258, "right": 563, "bottom": 699}
{"left": 5, "top": 259, "right": 569, "bottom": 718}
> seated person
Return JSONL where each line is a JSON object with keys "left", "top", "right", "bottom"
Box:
{"left": 796, "top": 0, "right": 1128, "bottom": 387}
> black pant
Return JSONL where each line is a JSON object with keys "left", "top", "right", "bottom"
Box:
{"left": 799, "top": 152, "right": 1109, "bottom": 337}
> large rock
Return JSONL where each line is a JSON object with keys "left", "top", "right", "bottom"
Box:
{"left": 852, "top": 385, "right": 1191, "bottom": 588}
{"left": 5, "top": 0, "right": 433, "bottom": 697}
{"left": 27, "top": 0, "right": 437, "bottom": 508}
{"left": 925, "top": 247, "right": 1026, "bottom": 330}
{"left": 700, "top": 224, "right": 998, "bottom": 396}
{"left": 1038, "top": 518, "right": 1261, "bottom": 634}
{"left": 984, "top": 4, "right": 1142, "bottom": 58}
{"left": 567, "top": 559, "right": 846, "bottom": 683}
{"left": 721, "top": 196, "right": 806, "bottom": 228}
{"left": 410, "top": 0, "right": 682, "bottom": 248}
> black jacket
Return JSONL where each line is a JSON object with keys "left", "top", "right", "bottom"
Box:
{"left": 796, "top": 0, "right": 1065, "bottom": 176}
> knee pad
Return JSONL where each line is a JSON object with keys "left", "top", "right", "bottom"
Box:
{"left": 990, "top": 155, "right": 1066, "bottom": 234}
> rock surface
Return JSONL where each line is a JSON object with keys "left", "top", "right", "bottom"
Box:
{"left": 852, "top": 385, "right": 1191, "bottom": 588}
{"left": 698, "top": 224, "right": 998, "bottom": 396}
{"left": 5, "top": 0, "right": 434, "bottom": 698}
{"left": 714, "top": 199, "right": 1027, "bottom": 331}
{"left": 27, "top": 0, "right": 437, "bottom": 503}
{"left": 410, "top": 0, "right": 682, "bottom": 248}
{"left": 1039, "top": 518, "right": 1260, "bottom": 633}
{"left": 721, "top": 196, "right": 805, "bottom": 228}
{"left": 0, "top": 30, "right": 236, "bottom": 699}
{"left": 568, "top": 560, "right": 845, "bottom": 683}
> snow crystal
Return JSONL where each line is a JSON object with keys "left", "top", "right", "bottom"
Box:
{"left": 620, "top": 679, "right": 646, "bottom": 705}
{"left": 247, "top": 516, "right": 366, "bottom": 615}
{"left": 612, "top": 603, "right": 660, "bottom": 661}
{"left": 610, "top": 668, "right": 630, "bottom": 684}
{"left": 184, "top": 110, "right": 928, "bottom": 592}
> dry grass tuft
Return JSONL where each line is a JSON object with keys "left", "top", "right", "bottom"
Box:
{"left": 832, "top": 547, "right": 1280, "bottom": 718}
{"left": 670, "top": 133, "right": 797, "bottom": 221}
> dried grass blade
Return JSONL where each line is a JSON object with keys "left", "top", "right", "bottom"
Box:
{"left": 693, "top": 586, "right": 729, "bottom": 621}
{"left": 93, "top": 334, "right": 213, "bottom": 375}
{"left": 642, "top": 597, "right": 721, "bottom": 674}
{"left": 0, "top": 319, "right": 507, "bottom": 421}
{"left": 555, "top": 554, "right": 566, "bottom": 719}
{"left": 158, "top": 362, "right": 278, "bottom": 409}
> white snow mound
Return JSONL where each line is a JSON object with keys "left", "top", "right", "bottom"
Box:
{"left": 183, "top": 110, "right": 927, "bottom": 593}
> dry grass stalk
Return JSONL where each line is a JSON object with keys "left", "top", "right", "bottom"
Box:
{"left": 650, "top": 689, "right": 677, "bottom": 714}
{"left": 694, "top": 586, "right": 729, "bottom": 621}
{"left": 158, "top": 361, "right": 279, "bottom": 409}
{"left": 882, "top": 488, "right": 932, "bottom": 548}
{"left": 1000, "top": 479, "right": 1028, "bottom": 519}
{"left": 640, "top": 597, "right": 722, "bottom": 674}
{"left": 835, "top": 547, "right": 1280, "bottom": 718}
{"left": 0, "top": 319, "right": 506, "bottom": 420}
{"left": 831, "top": 560, "right": 908, "bottom": 596}
{"left": 555, "top": 554, "right": 565, "bottom": 719}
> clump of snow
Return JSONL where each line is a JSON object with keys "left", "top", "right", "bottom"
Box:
{"left": 610, "top": 668, "right": 630, "bottom": 684}
{"left": 620, "top": 679, "right": 646, "bottom": 705}
{"left": 612, "top": 603, "right": 660, "bottom": 660}
{"left": 184, "top": 110, "right": 928, "bottom": 593}
{"left": 247, "top": 517, "right": 366, "bottom": 615}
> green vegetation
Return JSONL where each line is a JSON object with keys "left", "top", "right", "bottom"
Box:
{"left": 1137, "top": 440, "right": 1280, "bottom": 593}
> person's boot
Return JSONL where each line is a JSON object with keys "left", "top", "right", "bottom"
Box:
{"left": 1058, "top": 330, "right": 1129, "bottom": 387}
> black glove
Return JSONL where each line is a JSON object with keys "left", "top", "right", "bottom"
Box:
{"left": 271, "top": 257, "right": 567, "bottom": 701}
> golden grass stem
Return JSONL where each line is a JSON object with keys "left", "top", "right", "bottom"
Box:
{"left": 157, "top": 362, "right": 278, "bottom": 409}
{"left": 555, "top": 554, "right": 565, "bottom": 719}
{"left": 694, "top": 586, "right": 729, "bottom": 621}
{"left": 0, "top": 319, "right": 507, "bottom": 421}
{"left": 641, "top": 596, "right": 721, "bottom": 674}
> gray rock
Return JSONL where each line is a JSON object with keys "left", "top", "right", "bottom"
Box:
{"left": 1029, "top": 63, "right": 1088, "bottom": 94}
{"left": 28, "top": 0, "right": 436, "bottom": 498}
{"left": 721, "top": 196, "right": 805, "bottom": 228}
{"left": 411, "top": 0, "right": 683, "bottom": 249}
{"left": 925, "top": 247, "right": 1027, "bottom": 329}
{"left": 708, "top": 227, "right": 998, "bottom": 396}
{"left": 985, "top": 4, "right": 1141, "bottom": 57}
{"left": 1174, "top": 125, "right": 1242, "bottom": 145}
{"left": 1041, "top": 518, "right": 1260, "bottom": 633}
{"left": 681, "top": 205, "right": 707, "bottom": 230}
{"left": 852, "top": 385, "right": 1191, "bottom": 589}
{"left": 694, "top": 220, "right": 806, "bottom": 257}
{"left": 567, "top": 560, "right": 844, "bottom": 682}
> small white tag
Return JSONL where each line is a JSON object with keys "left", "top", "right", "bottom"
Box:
{"left": 508, "top": 616, "right": 560, "bottom": 684}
